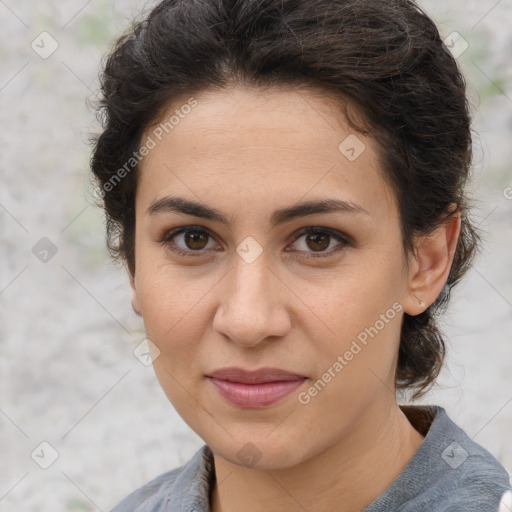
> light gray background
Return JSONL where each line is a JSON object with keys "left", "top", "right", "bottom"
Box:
{"left": 0, "top": 1, "right": 511, "bottom": 510}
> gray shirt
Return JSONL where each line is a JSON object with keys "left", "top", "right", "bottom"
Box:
{"left": 110, "top": 405, "right": 511, "bottom": 511}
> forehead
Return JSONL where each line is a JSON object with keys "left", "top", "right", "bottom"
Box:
{"left": 145, "top": 85, "right": 364, "bottom": 158}
{"left": 137, "top": 85, "right": 396, "bottom": 220}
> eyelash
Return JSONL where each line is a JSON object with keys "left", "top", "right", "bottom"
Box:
{"left": 159, "top": 225, "right": 351, "bottom": 259}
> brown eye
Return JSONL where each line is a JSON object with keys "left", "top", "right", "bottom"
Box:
{"left": 161, "top": 226, "right": 218, "bottom": 256}
{"left": 305, "top": 232, "right": 331, "bottom": 252}
{"left": 288, "top": 227, "right": 350, "bottom": 258}
{"left": 161, "top": 225, "right": 350, "bottom": 259}
{"left": 184, "top": 230, "right": 209, "bottom": 250}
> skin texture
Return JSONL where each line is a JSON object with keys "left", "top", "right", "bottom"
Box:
{"left": 129, "top": 85, "right": 461, "bottom": 512}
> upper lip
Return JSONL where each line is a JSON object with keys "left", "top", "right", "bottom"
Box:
{"left": 207, "top": 367, "right": 307, "bottom": 384}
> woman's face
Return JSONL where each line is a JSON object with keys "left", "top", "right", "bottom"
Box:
{"left": 130, "top": 85, "right": 417, "bottom": 469}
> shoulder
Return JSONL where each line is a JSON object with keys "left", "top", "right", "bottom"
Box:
{"left": 404, "top": 405, "right": 511, "bottom": 511}
{"left": 433, "top": 451, "right": 512, "bottom": 511}
{"left": 365, "top": 405, "right": 512, "bottom": 512}
{"left": 109, "top": 445, "right": 214, "bottom": 512}
{"left": 109, "top": 468, "right": 179, "bottom": 512}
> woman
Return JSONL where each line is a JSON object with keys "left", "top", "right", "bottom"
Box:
{"left": 90, "top": 0, "right": 511, "bottom": 510}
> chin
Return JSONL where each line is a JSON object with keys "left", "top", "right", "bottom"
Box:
{"left": 207, "top": 432, "right": 315, "bottom": 471}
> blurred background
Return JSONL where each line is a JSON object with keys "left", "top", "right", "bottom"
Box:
{"left": 0, "top": 1, "right": 511, "bottom": 510}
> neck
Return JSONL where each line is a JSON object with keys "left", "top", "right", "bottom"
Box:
{"left": 210, "top": 401, "right": 425, "bottom": 512}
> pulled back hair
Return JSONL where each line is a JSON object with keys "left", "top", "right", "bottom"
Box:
{"left": 90, "top": 0, "right": 480, "bottom": 399}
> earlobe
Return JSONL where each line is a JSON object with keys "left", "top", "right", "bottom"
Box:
{"left": 129, "top": 271, "right": 143, "bottom": 317}
{"left": 403, "top": 210, "right": 461, "bottom": 316}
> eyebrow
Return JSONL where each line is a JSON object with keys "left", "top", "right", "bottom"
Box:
{"left": 146, "top": 196, "right": 369, "bottom": 227}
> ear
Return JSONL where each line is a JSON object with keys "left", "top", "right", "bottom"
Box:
{"left": 403, "top": 209, "right": 461, "bottom": 316}
{"left": 129, "top": 270, "right": 143, "bottom": 317}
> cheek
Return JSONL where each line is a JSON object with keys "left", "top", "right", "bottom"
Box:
{"left": 313, "top": 255, "right": 403, "bottom": 330}
{"left": 304, "top": 254, "right": 405, "bottom": 379}
{"left": 135, "top": 262, "right": 211, "bottom": 354}
{"left": 299, "top": 299, "right": 403, "bottom": 431}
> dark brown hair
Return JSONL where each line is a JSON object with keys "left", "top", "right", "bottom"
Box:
{"left": 90, "top": 0, "right": 480, "bottom": 399}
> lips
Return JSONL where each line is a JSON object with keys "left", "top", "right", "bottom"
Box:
{"left": 208, "top": 367, "right": 306, "bottom": 383}
{"left": 206, "top": 367, "right": 307, "bottom": 408}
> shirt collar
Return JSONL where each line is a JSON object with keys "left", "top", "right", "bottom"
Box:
{"left": 167, "top": 443, "right": 215, "bottom": 511}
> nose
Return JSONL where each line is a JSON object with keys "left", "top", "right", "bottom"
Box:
{"left": 212, "top": 254, "right": 291, "bottom": 348}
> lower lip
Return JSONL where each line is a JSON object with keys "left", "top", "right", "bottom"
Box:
{"left": 208, "top": 377, "right": 306, "bottom": 408}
